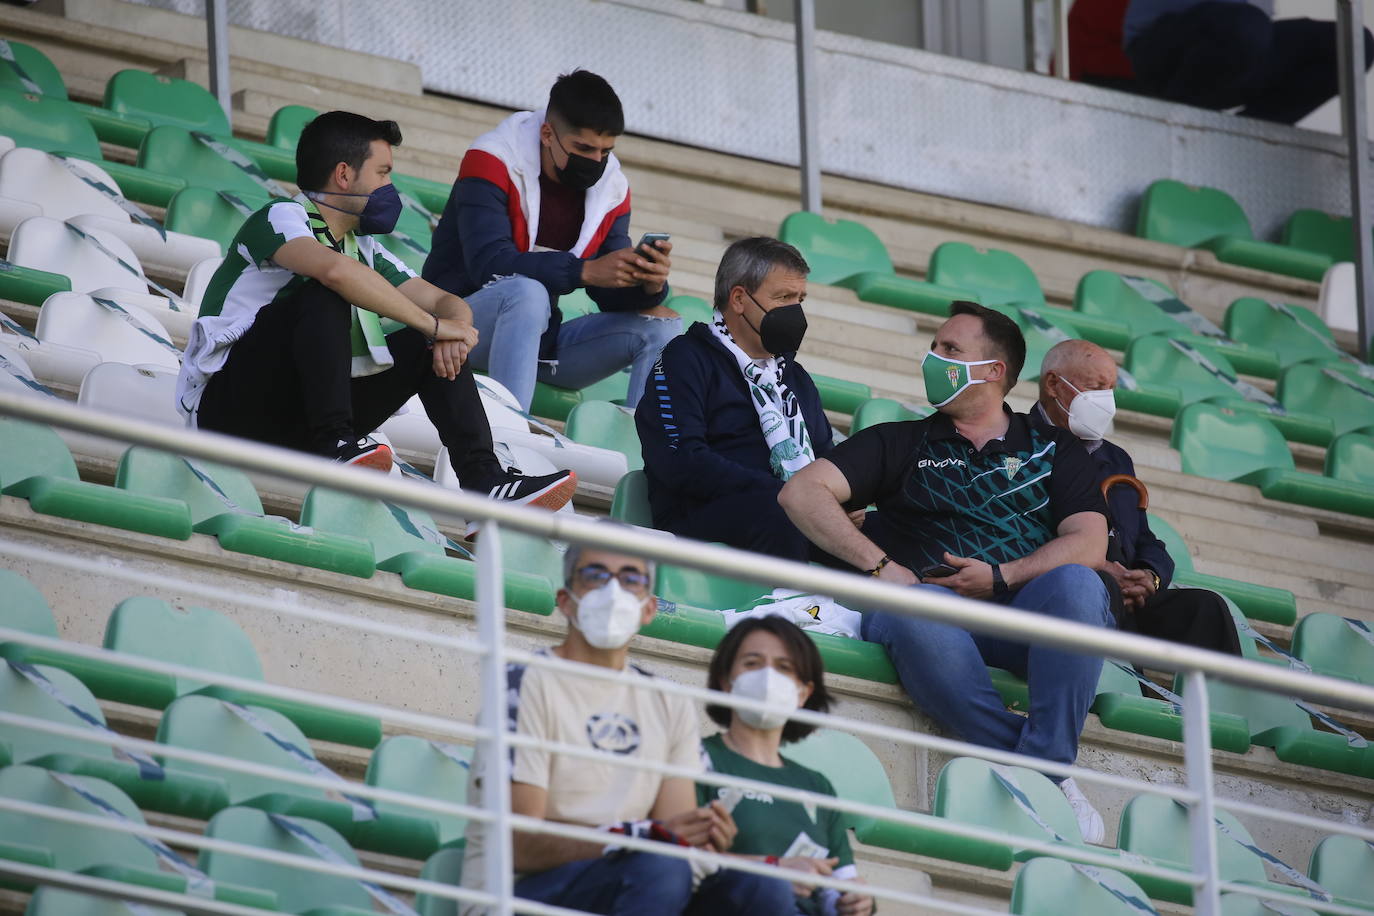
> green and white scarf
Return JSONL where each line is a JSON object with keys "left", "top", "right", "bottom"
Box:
{"left": 301, "top": 198, "right": 393, "bottom": 377}
{"left": 710, "top": 310, "right": 815, "bottom": 480}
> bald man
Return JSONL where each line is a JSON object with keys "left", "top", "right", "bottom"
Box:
{"left": 1033, "top": 340, "right": 1240, "bottom": 654}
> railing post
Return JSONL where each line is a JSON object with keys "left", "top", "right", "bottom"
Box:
{"left": 1183, "top": 670, "right": 1221, "bottom": 916}
{"left": 205, "top": 0, "right": 232, "bottom": 125}
{"left": 477, "top": 520, "right": 513, "bottom": 916}
{"left": 1337, "top": 0, "right": 1373, "bottom": 361}
{"left": 794, "top": 0, "right": 822, "bottom": 213}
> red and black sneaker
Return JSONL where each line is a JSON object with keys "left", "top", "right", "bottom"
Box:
{"left": 329, "top": 436, "right": 393, "bottom": 473}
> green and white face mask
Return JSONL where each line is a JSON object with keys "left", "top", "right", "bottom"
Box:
{"left": 922, "top": 350, "right": 998, "bottom": 408}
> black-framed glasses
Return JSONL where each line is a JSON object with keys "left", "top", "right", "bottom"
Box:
{"left": 574, "top": 564, "right": 651, "bottom": 595}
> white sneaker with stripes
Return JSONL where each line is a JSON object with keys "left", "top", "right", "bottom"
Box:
{"left": 484, "top": 469, "right": 578, "bottom": 513}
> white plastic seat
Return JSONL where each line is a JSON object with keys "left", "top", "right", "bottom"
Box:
{"left": 0, "top": 336, "right": 47, "bottom": 397}
{"left": 35, "top": 292, "right": 181, "bottom": 371}
{"left": 379, "top": 394, "right": 441, "bottom": 458}
{"left": 1319, "top": 261, "right": 1357, "bottom": 334}
{"left": 0, "top": 136, "right": 15, "bottom": 156}
{"left": 76, "top": 361, "right": 182, "bottom": 426}
{"left": 0, "top": 326, "right": 102, "bottom": 391}
{"left": 182, "top": 255, "right": 224, "bottom": 310}
{"left": 9, "top": 215, "right": 147, "bottom": 296}
{"left": 87, "top": 286, "right": 193, "bottom": 342}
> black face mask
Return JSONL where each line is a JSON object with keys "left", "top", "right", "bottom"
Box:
{"left": 743, "top": 290, "right": 808, "bottom": 355}
{"left": 551, "top": 127, "right": 607, "bottom": 191}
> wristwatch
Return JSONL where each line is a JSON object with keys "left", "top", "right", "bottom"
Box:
{"left": 990, "top": 563, "right": 1009, "bottom": 598}
{"left": 1146, "top": 569, "right": 1161, "bottom": 592}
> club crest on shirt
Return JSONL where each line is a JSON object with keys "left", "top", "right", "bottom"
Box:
{"left": 586, "top": 713, "right": 641, "bottom": 755}
{"left": 1003, "top": 456, "right": 1023, "bottom": 479}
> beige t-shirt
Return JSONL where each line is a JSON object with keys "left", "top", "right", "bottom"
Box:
{"left": 459, "top": 652, "right": 701, "bottom": 912}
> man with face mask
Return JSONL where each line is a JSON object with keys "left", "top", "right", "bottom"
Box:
{"left": 423, "top": 70, "right": 679, "bottom": 411}
{"left": 457, "top": 538, "right": 794, "bottom": 915}
{"left": 1034, "top": 339, "right": 1240, "bottom": 654}
{"left": 635, "top": 237, "right": 841, "bottom": 562}
{"left": 177, "top": 111, "right": 576, "bottom": 510}
{"left": 779, "top": 301, "right": 1114, "bottom": 843}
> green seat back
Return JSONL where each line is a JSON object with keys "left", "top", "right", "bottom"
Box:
{"left": 302, "top": 487, "right": 442, "bottom": 570}
{"left": 1309, "top": 833, "right": 1374, "bottom": 906}
{"left": 1125, "top": 335, "right": 1242, "bottom": 408}
{"left": 200, "top": 807, "right": 371, "bottom": 913}
{"left": 117, "top": 447, "right": 267, "bottom": 527}
{"left": 1278, "top": 363, "right": 1374, "bottom": 439}
{"left": 851, "top": 397, "right": 929, "bottom": 433}
{"left": 1118, "top": 793, "right": 1267, "bottom": 885}
{"left": 0, "top": 569, "right": 59, "bottom": 641}
{"left": 0, "top": 40, "right": 67, "bottom": 98}
{"left": 0, "top": 662, "right": 114, "bottom": 765}
{"left": 1170, "top": 402, "right": 1294, "bottom": 482}
{"left": 565, "top": 400, "right": 642, "bottom": 471}
{"left": 1011, "top": 856, "right": 1155, "bottom": 916}
{"left": 558, "top": 287, "right": 597, "bottom": 319}
{"left": 1220, "top": 893, "right": 1319, "bottom": 916}
{"left": 1282, "top": 209, "right": 1353, "bottom": 262}
{"left": 1326, "top": 432, "right": 1374, "bottom": 485}
{"left": 667, "top": 294, "right": 713, "bottom": 326}
{"left": 933, "top": 757, "right": 1083, "bottom": 847}
{"left": 156, "top": 694, "right": 329, "bottom": 805}
{"left": 105, "top": 596, "right": 265, "bottom": 698}
{"left": 0, "top": 765, "right": 156, "bottom": 873}
{"left": 490, "top": 525, "right": 562, "bottom": 587}
{"left": 928, "top": 241, "right": 1045, "bottom": 308}
{"left": 781, "top": 728, "right": 896, "bottom": 835}
{"left": 24, "top": 887, "right": 184, "bottom": 916}
{"left": 366, "top": 736, "right": 471, "bottom": 847}
{"left": 1074, "top": 270, "right": 1186, "bottom": 338}
{"left": 164, "top": 187, "right": 274, "bottom": 254}
{"left": 1224, "top": 297, "right": 1339, "bottom": 369}
{"left": 0, "top": 88, "right": 101, "bottom": 160}
{"left": 777, "top": 211, "right": 893, "bottom": 285}
{"left": 1183, "top": 666, "right": 1311, "bottom": 739}
{"left": 137, "top": 124, "right": 272, "bottom": 196}
{"left": 610, "top": 469, "right": 652, "bottom": 526}
{"left": 103, "top": 69, "right": 230, "bottom": 136}
{"left": 1292, "top": 613, "right": 1374, "bottom": 685}
{"left": 987, "top": 301, "right": 1081, "bottom": 382}
{"left": 416, "top": 845, "right": 466, "bottom": 916}
{"left": 655, "top": 560, "right": 768, "bottom": 611}
{"left": 1137, "top": 179, "right": 1252, "bottom": 247}
{"left": 267, "top": 104, "right": 319, "bottom": 150}
{"left": 0, "top": 418, "right": 80, "bottom": 488}
{"left": 1143, "top": 513, "right": 1193, "bottom": 574}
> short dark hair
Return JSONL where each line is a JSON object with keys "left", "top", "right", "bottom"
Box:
{"left": 949, "top": 300, "right": 1026, "bottom": 391}
{"left": 295, "top": 111, "right": 402, "bottom": 192}
{"left": 713, "top": 237, "right": 811, "bottom": 312}
{"left": 706, "top": 616, "right": 833, "bottom": 745}
{"left": 547, "top": 70, "right": 624, "bottom": 136}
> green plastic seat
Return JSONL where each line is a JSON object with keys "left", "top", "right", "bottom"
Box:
{"left": 416, "top": 845, "right": 467, "bottom": 916}
{"left": 609, "top": 469, "right": 652, "bottom": 526}
{"left": 1292, "top": 612, "right": 1374, "bottom": 685}
{"left": 137, "top": 125, "right": 277, "bottom": 198}
{"left": 117, "top": 447, "right": 376, "bottom": 578}
{"left": 0, "top": 570, "right": 87, "bottom": 676}
{"left": 655, "top": 561, "right": 768, "bottom": 611}
{"left": 1224, "top": 297, "right": 1351, "bottom": 372}
{"left": 0, "top": 40, "right": 67, "bottom": 98}
{"left": 392, "top": 172, "right": 453, "bottom": 217}
{"left": 1144, "top": 514, "right": 1296, "bottom": 626}
{"left": 484, "top": 526, "right": 561, "bottom": 617}
{"left": 565, "top": 400, "right": 642, "bottom": 471}
{"left": 1308, "top": 833, "right": 1374, "bottom": 907}
{"left": 164, "top": 187, "right": 275, "bottom": 253}
{"left": 811, "top": 373, "right": 871, "bottom": 415}
{"left": 783, "top": 729, "right": 1011, "bottom": 870}
{"left": 267, "top": 103, "right": 319, "bottom": 149}
{"left": 1172, "top": 402, "right": 1374, "bottom": 519}
{"left": 851, "top": 397, "right": 930, "bottom": 433}
{"left": 0, "top": 419, "right": 192, "bottom": 540}
{"left": 378, "top": 226, "right": 431, "bottom": 274}
{"left": 303, "top": 487, "right": 555, "bottom": 614}
{"left": 359, "top": 735, "right": 471, "bottom": 859}
{"left": 932, "top": 757, "right": 1084, "bottom": 861}
{"left": 1278, "top": 362, "right": 1374, "bottom": 440}
{"left": 529, "top": 382, "right": 584, "bottom": 422}
{"left": 1282, "top": 209, "right": 1354, "bottom": 263}
{"left": 987, "top": 301, "right": 1087, "bottom": 384}
{"left": 667, "top": 293, "right": 713, "bottom": 326}
{"left": 1128, "top": 337, "right": 1332, "bottom": 446}
{"left": 0, "top": 87, "right": 102, "bottom": 160}
{"left": 0, "top": 765, "right": 272, "bottom": 908}
{"left": 1219, "top": 893, "right": 1320, "bottom": 916}
{"left": 1327, "top": 431, "right": 1374, "bottom": 486}
{"left": 0, "top": 259, "right": 72, "bottom": 306}
{"left": 1118, "top": 793, "right": 1271, "bottom": 905}
{"left": 104, "top": 69, "right": 228, "bottom": 143}
{"left": 23, "top": 887, "right": 186, "bottom": 916}
{"left": 200, "top": 806, "right": 374, "bottom": 915}
{"left": 1010, "top": 856, "right": 1156, "bottom": 916}
{"left": 777, "top": 211, "right": 975, "bottom": 316}
{"left": 1137, "top": 180, "right": 1333, "bottom": 282}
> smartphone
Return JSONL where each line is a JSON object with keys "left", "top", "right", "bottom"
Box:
{"left": 637, "top": 232, "right": 670, "bottom": 255}
{"left": 920, "top": 563, "right": 958, "bottom": 580}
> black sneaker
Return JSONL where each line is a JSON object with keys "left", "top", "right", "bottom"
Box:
{"left": 483, "top": 469, "right": 578, "bottom": 512}
{"left": 329, "top": 436, "right": 393, "bottom": 473}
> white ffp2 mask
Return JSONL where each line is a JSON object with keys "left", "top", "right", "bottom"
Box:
{"left": 568, "top": 579, "right": 645, "bottom": 649}
{"left": 1058, "top": 378, "right": 1116, "bottom": 441}
{"left": 730, "top": 666, "right": 801, "bottom": 730}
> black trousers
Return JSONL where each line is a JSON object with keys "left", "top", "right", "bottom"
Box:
{"left": 1115, "top": 582, "right": 1243, "bottom": 656}
{"left": 198, "top": 281, "right": 502, "bottom": 485}
{"left": 1127, "top": 3, "right": 1373, "bottom": 124}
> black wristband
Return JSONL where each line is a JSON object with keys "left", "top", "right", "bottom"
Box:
{"left": 991, "top": 563, "right": 1009, "bottom": 597}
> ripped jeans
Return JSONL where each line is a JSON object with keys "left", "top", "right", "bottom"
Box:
{"left": 463, "top": 275, "right": 681, "bottom": 411}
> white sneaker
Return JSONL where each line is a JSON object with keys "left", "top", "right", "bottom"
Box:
{"left": 1059, "top": 777, "right": 1106, "bottom": 844}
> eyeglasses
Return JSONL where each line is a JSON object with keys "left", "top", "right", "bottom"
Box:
{"left": 574, "top": 564, "right": 651, "bottom": 595}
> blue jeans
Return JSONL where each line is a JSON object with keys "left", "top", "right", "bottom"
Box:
{"left": 514, "top": 851, "right": 794, "bottom": 915}
{"left": 861, "top": 564, "right": 1112, "bottom": 769}
{"left": 463, "top": 276, "right": 682, "bottom": 411}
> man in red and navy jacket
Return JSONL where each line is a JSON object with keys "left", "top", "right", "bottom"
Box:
{"left": 422, "top": 70, "right": 678, "bottom": 411}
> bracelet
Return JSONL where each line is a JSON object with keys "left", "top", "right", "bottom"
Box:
{"left": 764, "top": 855, "right": 780, "bottom": 866}
{"left": 866, "top": 555, "right": 892, "bottom": 577}
{"left": 430, "top": 312, "right": 439, "bottom": 344}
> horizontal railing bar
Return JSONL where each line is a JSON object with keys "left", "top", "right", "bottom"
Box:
{"left": 1216, "top": 876, "right": 1373, "bottom": 916}
{"left": 1213, "top": 795, "right": 1374, "bottom": 845}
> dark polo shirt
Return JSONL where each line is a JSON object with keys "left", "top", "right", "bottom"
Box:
{"left": 826, "top": 406, "right": 1106, "bottom": 573}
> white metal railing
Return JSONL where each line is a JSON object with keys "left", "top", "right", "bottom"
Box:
{"left": 0, "top": 391, "right": 1373, "bottom": 916}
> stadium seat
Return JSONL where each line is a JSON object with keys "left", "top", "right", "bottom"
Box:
{"left": 0, "top": 418, "right": 192, "bottom": 539}
{"left": 137, "top": 125, "right": 279, "bottom": 198}
{"left": 1282, "top": 209, "right": 1354, "bottom": 263}
{"left": 164, "top": 186, "right": 274, "bottom": 254}
{"left": 565, "top": 400, "right": 642, "bottom": 471}
{"left": 1292, "top": 612, "right": 1374, "bottom": 686}
{"left": 23, "top": 886, "right": 186, "bottom": 916}
{"left": 609, "top": 468, "right": 652, "bottom": 526}
{"left": 0, "top": 87, "right": 102, "bottom": 160}
{"left": 1127, "top": 336, "right": 1332, "bottom": 446}
{"left": 416, "top": 845, "right": 467, "bottom": 916}
{"left": 117, "top": 446, "right": 378, "bottom": 579}
{"left": 1010, "top": 856, "right": 1156, "bottom": 916}
{"left": 656, "top": 560, "right": 767, "bottom": 611}
{"left": 1136, "top": 179, "right": 1333, "bottom": 282}
{"left": 986, "top": 301, "right": 1085, "bottom": 383}
{"left": 0, "top": 260, "right": 71, "bottom": 307}
{"left": 182, "top": 255, "right": 223, "bottom": 309}
{"left": 1144, "top": 513, "right": 1296, "bottom": 625}
{"left": 0, "top": 39, "right": 66, "bottom": 98}
{"left": 1223, "top": 296, "right": 1359, "bottom": 374}
{"left": 358, "top": 735, "right": 471, "bottom": 859}
{"left": 199, "top": 806, "right": 372, "bottom": 914}
{"left": 1318, "top": 262, "right": 1360, "bottom": 337}
{"left": 267, "top": 103, "right": 318, "bottom": 149}
{"left": 1172, "top": 402, "right": 1374, "bottom": 519}
{"left": 75, "top": 362, "right": 185, "bottom": 429}
{"left": 933, "top": 757, "right": 1086, "bottom": 861}
{"left": 1326, "top": 431, "right": 1374, "bottom": 487}
{"left": 34, "top": 293, "right": 180, "bottom": 371}
{"left": 10, "top": 217, "right": 147, "bottom": 296}
{"left": 1308, "top": 833, "right": 1374, "bottom": 908}
{"left": 486, "top": 526, "right": 562, "bottom": 608}
{"left": 850, "top": 396, "right": 931, "bottom": 433}
{"left": 1277, "top": 362, "right": 1374, "bottom": 441}
{"left": 778, "top": 211, "right": 974, "bottom": 316}
{"left": 811, "top": 373, "right": 872, "bottom": 415}
{"left": 1089, "top": 654, "right": 1252, "bottom": 753}
{"left": 1219, "top": 893, "right": 1320, "bottom": 916}
{"left": 392, "top": 172, "right": 452, "bottom": 219}
{"left": 0, "top": 568, "right": 64, "bottom": 661}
